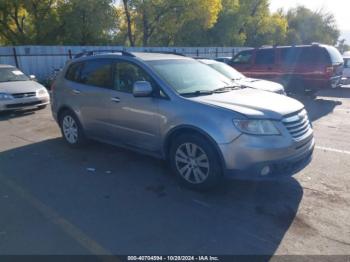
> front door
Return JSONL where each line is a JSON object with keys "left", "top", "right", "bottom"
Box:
{"left": 107, "top": 60, "right": 162, "bottom": 152}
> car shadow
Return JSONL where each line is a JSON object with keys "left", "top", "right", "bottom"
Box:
{"left": 289, "top": 93, "right": 342, "bottom": 123}
{"left": 0, "top": 109, "right": 38, "bottom": 121}
{"left": 0, "top": 138, "right": 303, "bottom": 256}
{"left": 317, "top": 86, "right": 350, "bottom": 99}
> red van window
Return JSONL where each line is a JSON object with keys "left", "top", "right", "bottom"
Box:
{"left": 255, "top": 49, "right": 275, "bottom": 65}
{"left": 232, "top": 50, "right": 253, "bottom": 64}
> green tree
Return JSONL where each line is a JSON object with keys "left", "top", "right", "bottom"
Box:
{"left": 194, "top": 0, "right": 287, "bottom": 47}
{"left": 58, "top": 0, "right": 117, "bottom": 45}
{"left": 120, "top": 0, "right": 221, "bottom": 46}
{"left": 337, "top": 39, "right": 350, "bottom": 54}
{"left": 0, "top": 0, "right": 60, "bottom": 44}
{"left": 284, "top": 6, "right": 340, "bottom": 45}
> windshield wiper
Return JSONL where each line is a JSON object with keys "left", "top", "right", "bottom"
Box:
{"left": 180, "top": 90, "right": 214, "bottom": 96}
{"left": 213, "top": 85, "right": 241, "bottom": 93}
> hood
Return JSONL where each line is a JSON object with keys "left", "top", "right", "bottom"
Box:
{"left": 0, "top": 81, "right": 45, "bottom": 94}
{"left": 236, "top": 78, "right": 284, "bottom": 93}
{"left": 189, "top": 88, "right": 303, "bottom": 119}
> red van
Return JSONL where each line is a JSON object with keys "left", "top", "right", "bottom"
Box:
{"left": 231, "top": 44, "right": 344, "bottom": 92}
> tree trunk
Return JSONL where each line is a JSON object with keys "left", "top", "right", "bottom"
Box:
{"left": 122, "top": 0, "right": 134, "bottom": 47}
{"left": 142, "top": 9, "right": 149, "bottom": 47}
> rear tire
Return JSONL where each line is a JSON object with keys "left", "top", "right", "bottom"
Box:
{"left": 169, "top": 134, "right": 223, "bottom": 190}
{"left": 59, "top": 110, "right": 86, "bottom": 147}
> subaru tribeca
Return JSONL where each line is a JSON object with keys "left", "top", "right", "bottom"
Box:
{"left": 51, "top": 51, "right": 314, "bottom": 190}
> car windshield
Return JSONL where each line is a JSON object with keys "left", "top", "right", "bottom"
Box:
{"left": 147, "top": 59, "right": 232, "bottom": 95}
{"left": 207, "top": 62, "right": 245, "bottom": 80}
{"left": 0, "top": 67, "right": 29, "bottom": 82}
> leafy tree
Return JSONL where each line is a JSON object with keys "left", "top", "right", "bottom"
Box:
{"left": 0, "top": 0, "right": 61, "bottom": 44}
{"left": 337, "top": 39, "right": 350, "bottom": 54}
{"left": 120, "top": 0, "right": 221, "bottom": 46}
{"left": 57, "top": 0, "right": 117, "bottom": 45}
{"left": 284, "top": 6, "right": 340, "bottom": 45}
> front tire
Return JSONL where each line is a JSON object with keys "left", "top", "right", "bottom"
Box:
{"left": 169, "top": 134, "right": 223, "bottom": 190}
{"left": 59, "top": 110, "right": 86, "bottom": 147}
{"left": 37, "top": 105, "right": 47, "bottom": 110}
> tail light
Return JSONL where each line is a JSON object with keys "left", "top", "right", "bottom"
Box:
{"left": 325, "top": 66, "right": 334, "bottom": 77}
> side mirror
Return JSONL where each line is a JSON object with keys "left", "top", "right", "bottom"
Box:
{"left": 29, "top": 75, "right": 37, "bottom": 81}
{"left": 133, "top": 81, "right": 153, "bottom": 97}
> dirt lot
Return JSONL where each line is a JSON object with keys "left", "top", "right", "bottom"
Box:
{"left": 0, "top": 87, "right": 349, "bottom": 257}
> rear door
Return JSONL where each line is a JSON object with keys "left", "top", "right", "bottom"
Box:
{"left": 67, "top": 59, "right": 116, "bottom": 138}
{"left": 249, "top": 49, "right": 278, "bottom": 80}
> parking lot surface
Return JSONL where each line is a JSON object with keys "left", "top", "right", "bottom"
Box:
{"left": 0, "top": 87, "right": 350, "bottom": 256}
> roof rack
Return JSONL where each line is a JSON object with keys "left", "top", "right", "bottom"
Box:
{"left": 73, "top": 49, "right": 135, "bottom": 59}
{"left": 143, "top": 50, "right": 187, "bottom": 57}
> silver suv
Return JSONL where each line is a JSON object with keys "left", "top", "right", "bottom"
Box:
{"left": 51, "top": 51, "right": 315, "bottom": 189}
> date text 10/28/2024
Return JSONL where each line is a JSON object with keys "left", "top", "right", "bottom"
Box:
{"left": 127, "top": 256, "right": 219, "bottom": 261}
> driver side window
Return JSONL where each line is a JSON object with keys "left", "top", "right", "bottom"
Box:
{"left": 114, "top": 62, "right": 153, "bottom": 93}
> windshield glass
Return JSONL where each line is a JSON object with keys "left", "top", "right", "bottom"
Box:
{"left": 208, "top": 62, "right": 245, "bottom": 80}
{"left": 0, "top": 68, "right": 29, "bottom": 82}
{"left": 147, "top": 59, "right": 232, "bottom": 95}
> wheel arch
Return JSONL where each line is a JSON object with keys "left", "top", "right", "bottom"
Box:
{"left": 163, "top": 125, "right": 225, "bottom": 169}
{"left": 57, "top": 106, "right": 82, "bottom": 127}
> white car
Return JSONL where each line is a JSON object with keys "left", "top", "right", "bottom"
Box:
{"left": 0, "top": 65, "right": 50, "bottom": 112}
{"left": 198, "top": 59, "right": 286, "bottom": 95}
{"left": 341, "top": 56, "right": 350, "bottom": 85}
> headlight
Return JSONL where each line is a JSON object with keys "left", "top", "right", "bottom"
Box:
{"left": 0, "top": 93, "right": 14, "bottom": 101}
{"left": 233, "top": 119, "right": 280, "bottom": 135}
{"left": 36, "top": 88, "right": 48, "bottom": 96}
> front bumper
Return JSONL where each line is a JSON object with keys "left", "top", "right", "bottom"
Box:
{"left": 219, "top": 133, "right": 315, "bottom": 180}
{"left": 0, "top": 95, "right": 50, "bottom": 111}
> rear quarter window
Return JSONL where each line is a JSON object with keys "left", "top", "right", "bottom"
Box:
{"left": 65, "top": 62, "right": 82, "bottom": 82}
{"left": 280, "top": 47, "right": 329, "bottom": 64}
{"left": 325, "top": 46, "right": 344, "bottom": 64}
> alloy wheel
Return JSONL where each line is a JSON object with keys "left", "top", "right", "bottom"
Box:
{"left": 175, "top": 142, "right": 210, "bottom": 184}
{"left": 62, "top": 115, "right": 78, "bottom": 144}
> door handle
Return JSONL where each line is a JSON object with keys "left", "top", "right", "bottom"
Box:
{"left": 111, "top": 97, "right": 121, "bottom": 103}
{"left": 73, "top": 89, "right": 81, "bottom": 94}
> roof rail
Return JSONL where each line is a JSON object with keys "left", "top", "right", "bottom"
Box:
{"left": 73, "top": 49, "right": 135, "bottom": 59}
{"left": 144, "top": 50, "right": 187, "bottom": 57}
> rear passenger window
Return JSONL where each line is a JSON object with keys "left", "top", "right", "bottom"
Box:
{"left": 299, "top": 47, "right": 328, "bottom": 64}
{"left": 232, "top": 50, "right": 253, "bottom": 64}
{"left": 65, "top": 63, "right": 82, "bottom": 82}
{"left": 79, "top": 60, "right": 113, "bottom": 88}
{"left": 280, "top": 48, "right": 301, "bottom": 64}
{"left": 255, "top": 49, "right": 275, "bottom": 65}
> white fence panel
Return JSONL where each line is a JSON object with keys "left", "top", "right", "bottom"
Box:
{"left": 0, "top": 46, "right": 251, "bottom": 82}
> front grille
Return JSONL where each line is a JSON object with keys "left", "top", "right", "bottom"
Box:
{"left": 12, "top": 92, "right": 36, "bottom": 99}
{"left": 6, "top": 100, "right": 42, "bottom": 108}
{"left": 282, "top": 109, "right": 312, "bottom": 141}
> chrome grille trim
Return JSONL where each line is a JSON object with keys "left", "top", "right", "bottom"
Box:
{"left": 12, "top": 92, "right": 36, "bottom": 99}
{"left": 283, "top": 109, "right": 312, "bottom": 141}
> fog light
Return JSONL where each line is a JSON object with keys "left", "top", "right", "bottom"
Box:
{"left": 260, "top": 166, "right": 271, "bottom": 176}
